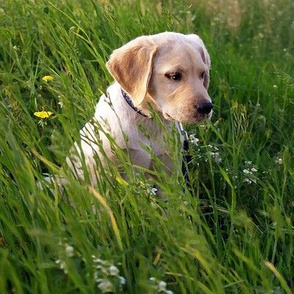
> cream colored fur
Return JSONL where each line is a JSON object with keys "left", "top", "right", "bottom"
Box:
{"left": 66, "top": 32, "right": 212, "bottom": 185}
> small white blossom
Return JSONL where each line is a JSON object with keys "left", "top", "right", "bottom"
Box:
{"left": 92, "top": 256, "right": 107, "bottom": 265}
{"left": 55, "top": 259, "right": 68, "bottom": 274}
{"left": 158, "top": 281, "right": 167, "bottom": 291}
{"left": 92, "top": 256, "right": 126, "bottom": 292}
{"left": 243, "top": 162, "right": 258, "bottom": 185}
{"left": 147, "top": 186, "right": 158, "bottom": 196}
{"left": 189, "top": 134, "right": 199, "bottom": 145}
{"left": 149, "top": 277, "right": 173, "bottom": 293}
{"left": 119, "top": 276, "right": 126, "bottom": 285}
{"left": 109, "top": 265, "right": 119, "bottom": 276}
{"left": 209, "top": 151, "right": 222, "bottom": 163}
{"left": 55, "top": 239, "right": 75, "bottom": 274}
{"left": 243, "top": 176, "right": 257, "bottom": 184}
{"left": 65, "top": 244, "right": 74, "bottom": 257}
{"left": 258, "top": 33, "right": 264, "bottom": 39}
{"left": 97, "top": 279, "right": 114, "bottom": 293}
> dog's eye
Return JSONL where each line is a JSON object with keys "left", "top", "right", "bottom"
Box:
{"left": 165, "top": 72, "right": 182, "bottom": 81}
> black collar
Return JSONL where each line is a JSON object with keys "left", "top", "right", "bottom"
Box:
{"left": 121, "top": 89, "right": 149, "bottom": 118}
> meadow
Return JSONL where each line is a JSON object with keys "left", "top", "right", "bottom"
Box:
{"left": 0, "top": 0, "right": 294, "bottom": 293}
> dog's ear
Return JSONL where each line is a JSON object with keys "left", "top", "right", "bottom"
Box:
{"left": 199, "top": 46, "right": 211, "bottom": 70}
{"left": 186, "top": 34, "right": 211, "bottom": 88}
{"left": 199, "top": 46, "right": 211, "bottom": 89}
{"left": 106, "top": 37, "right": 158, "bottom": 106}
{"left": 187, "top": 34, "right": 211, "bottom": 68}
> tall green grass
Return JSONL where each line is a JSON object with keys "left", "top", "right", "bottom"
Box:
{"left": 1, "top": 0, "right": 294, "bottom": 293}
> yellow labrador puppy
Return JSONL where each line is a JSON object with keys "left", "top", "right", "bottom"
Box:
{"left": 66, "top": 32, "right": 212, "bottom": 185}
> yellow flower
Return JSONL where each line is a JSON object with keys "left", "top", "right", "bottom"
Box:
{"left": 34, "top": 111, "right": 53, "bottom": 119}
{"left": 42, "top": 75, "right": 54, "bottom": 82}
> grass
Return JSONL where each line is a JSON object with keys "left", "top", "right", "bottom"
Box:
{"left": 0, "top": 0, "right": 294, "bottom": 292}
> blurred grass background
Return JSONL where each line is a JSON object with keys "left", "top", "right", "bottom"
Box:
{"left": 0, "top": 0, "right": 294, "bottom": 293}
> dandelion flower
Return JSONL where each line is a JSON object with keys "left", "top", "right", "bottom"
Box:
{"left": 42, "top": 75, "right": 54, "bottom": 82}
{"left": 34, "top": 111, "right": 53, "bottom": 119}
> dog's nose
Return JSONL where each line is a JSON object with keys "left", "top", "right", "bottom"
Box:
{"left": 197, "top": 102, "right": 213, "bottom": 115}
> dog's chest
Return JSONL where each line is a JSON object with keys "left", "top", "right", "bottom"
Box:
{"left": 135, "top": 121, "right": 170, "bottom": 155}
{"left": 95, "top": 90, "right": 172, "bottom": 156}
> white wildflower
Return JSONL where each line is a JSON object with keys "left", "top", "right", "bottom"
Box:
{"left": 55, "top": 239, "right": 74, "bottom": 274}
{"left": 94, "top": 271, "right": 99, "bottom": 282}
{"left": 97, "top": 279, "right": 114, "bottom": 293}
{"left": 243, "top": 169, "right": 250, "bottom": 174}
{"left": 147, "top": 186, "right": 158, "bottom": 196}
{"left": 149, "top": 277, "right": 173, "bottom": 293}
{"left": 243, "top": 162, "right": 258, "bottom": 185}
{"left": 158, "top": 281, "right": 167, "bottom": 291}
{"left": 92, "top": 256, "right": 126, "bottom": 292}
{"left": 119, "top": 276, "right": 126, "bottom": 285}
{"left": 109, "top": 265, "right": 119, "bottom": 276}
{"left": 92, "top": 256, "right": 107, "bottom": 265}
{"left": 243, "top": 178, "right": 252, "bottom": 184}
{"left": 65, "top": 244, "right": 74, "bottom": 257}
{"left": 189, "top": 134, "right": 199, "bottom": 145}
{"left": 55, "top": 259, "right": 68, "bottom": 274}
{"left": 209, "top": 151, "right": 222, "bottom": 163}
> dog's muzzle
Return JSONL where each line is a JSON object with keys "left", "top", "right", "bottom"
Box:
{"left": 196, "top": 102, "right": 213, "bottom": 115}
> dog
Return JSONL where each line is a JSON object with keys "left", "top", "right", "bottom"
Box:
{"left": 65, "top": 32, "right": 212, "bottom": 187}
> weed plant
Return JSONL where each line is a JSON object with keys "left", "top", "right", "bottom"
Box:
{"left": 0, "top": 0, "right": 294, "bottom": 293}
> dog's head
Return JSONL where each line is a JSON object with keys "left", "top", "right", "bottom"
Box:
{"left": 106, "top": 32, "right": 212, "bottom": 123}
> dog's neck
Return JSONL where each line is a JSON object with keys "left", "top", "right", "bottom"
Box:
{"left": 121, "top": 89, "right": 149, "bottom": 118}
{"left": 120, "top": 87, "right": 168, "bottom": 123}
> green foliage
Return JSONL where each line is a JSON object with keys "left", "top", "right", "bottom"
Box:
{"left": 0, "top": 0, "right": 294, "bottom": 293}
